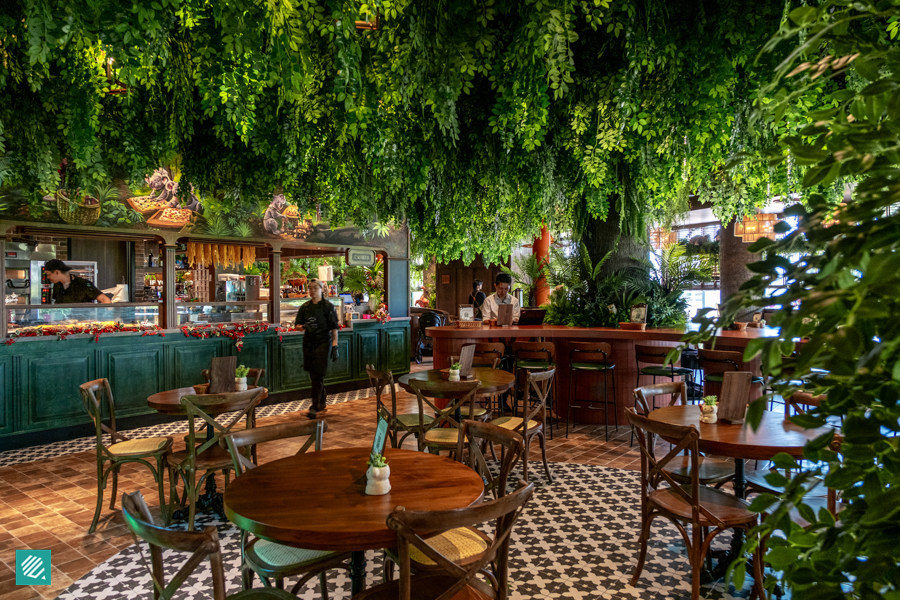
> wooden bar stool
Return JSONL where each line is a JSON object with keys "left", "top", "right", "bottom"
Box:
{"left": 511, "top": 341, "right": 557, "bottom": 437}
{"left": 698, "top": 348, "right": 764, "bottom": 398}
{"left": 566, "top": 342, "right": 618, "bottom": 440}
{"left": 634, "top": 344, "right": 694, "bottom": 406}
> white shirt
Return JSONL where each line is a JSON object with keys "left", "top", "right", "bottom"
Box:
{"left": 482, "top": 293, "right": 520, "bottom": 322}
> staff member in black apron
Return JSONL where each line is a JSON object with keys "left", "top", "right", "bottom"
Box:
{"left": 296, "top": 278, "right": 339, "bottom": 418}
{"left": 45, "top": 259, "right": 110, "bottom": 304}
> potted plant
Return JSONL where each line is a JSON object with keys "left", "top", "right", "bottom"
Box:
{"left": 365, "top": 452, "right": 391, "bottom": 495}
{"left": 700, "top": 395, "right": 718, "bottom": 424}
{"left": 449, "top": 362, "right": 461, "bottom": 382}
{"left": 235, "top": 365, "right": 250, "bottom": 391}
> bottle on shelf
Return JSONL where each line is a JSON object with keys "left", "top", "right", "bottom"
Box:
{"left": 147, "top": 251, "right": 154, "bottom": 268}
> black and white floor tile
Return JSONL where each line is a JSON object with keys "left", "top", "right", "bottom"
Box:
{"left": 0, "top": 386, "right": 389, "bottom": 468}
{"left": 57, "top": 462, "right": 759, "bottom": 600}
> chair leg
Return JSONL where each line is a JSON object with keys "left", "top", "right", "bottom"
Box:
{"left": 567, "top": 369, "right": 574, "bottom": 439}
{"left": 611, "top": 368, "right": 619, "bottom": 433}
{"left": 537, "top": 432, "right": 553, "bottom": 483}
{"left": 89, "top": 462, "right": 108, "bottom": 534}
{"left": 521, "top": 432, "right": 531, "bottom": 483}
{"left": 319, "top": 572, "right": 330, "bottom": 599}
{"left": 186, "top": 471, "right": 198, "bottom": 532}
{"left": 241, "top": 565, "right": 254, "bottom": 591}
{"left": 109, "top": 464, "right": 120, "bottom": 510}
{"left": 630, "top": 509, "right": 654, "bottom": 585}
{"left": 155, "top": 456, "right": 168, "bottom": 526}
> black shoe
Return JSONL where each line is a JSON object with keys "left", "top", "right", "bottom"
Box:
{"left": 307, "top": 408, "right": 317, "bottom": 418}
{"left": 317, "top": 406, "right": 329, "bottom": 414}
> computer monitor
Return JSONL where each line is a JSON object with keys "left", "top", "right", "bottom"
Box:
{"left": 517, "top": 308, "right": 546, "bottom": 326}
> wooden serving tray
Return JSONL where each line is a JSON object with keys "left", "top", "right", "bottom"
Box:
{"left": 456, "top": 320, "right": 483, "bottom": 329}
{"left": 126, "top": 196, "right": 168, "bottom": 214}
{"left": 147, "top": 208, "right": 192, "bottom": 228}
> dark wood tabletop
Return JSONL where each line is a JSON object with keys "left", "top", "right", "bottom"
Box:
{"left": 224, "top": 447, "right": 485, "bottom": 551}
{"left": 397, "top": 368, "right": 515, "bottom": 396}
{"left": 147, "top": 386, "right": 268, "bottom": 415}
{"left": 648, "top": 405, "right": 836, "bottom": 461}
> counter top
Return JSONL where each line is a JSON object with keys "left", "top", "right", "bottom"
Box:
{"left": 425, "top": 324, "right": 777, "bottom": 345}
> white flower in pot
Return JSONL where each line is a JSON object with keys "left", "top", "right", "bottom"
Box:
{"left": 700, "top": 395, "right": 718, "bottom": 424}
{"left": 235, "top": 365, "right": 249, "bottom": 391}
{"left": 365, "top": 453, "right": 391, "bottom": 496}
{"left": 449, "top": 362, "right": 461, "bottom": 382}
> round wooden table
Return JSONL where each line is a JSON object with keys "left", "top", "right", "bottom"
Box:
{"left": 224, "top": 447, "right": 485, "bottom": 594}
{"left": 397, "top": 368, "right": 514, "bottom": 396}
{"left": 147, "top": 385, "right": 268, "bottom": 415}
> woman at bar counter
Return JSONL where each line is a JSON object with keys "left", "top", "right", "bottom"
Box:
{"left": 295, "top": 278, "right": 339, "bottom": 418}
{"left": 45, "top": 259, "right": 110, "bottom": 304}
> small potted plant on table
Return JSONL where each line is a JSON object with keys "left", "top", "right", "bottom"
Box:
{"left": 700, "top": 395, "right": 718, "bottom": 424}
{"left": 449, "top": 362, "right": 461, "bottom": 382}
{"left": 235, "top": 365, "right": 250, "bottom": 391}
{"left": 366, "top": 452, "right": 391, "bottom": 495}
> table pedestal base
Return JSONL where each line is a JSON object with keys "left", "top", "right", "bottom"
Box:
{"left": 350, "top": 550, "right": 366, "bottom": 594}
{"left": 171, "top": 473, "right": 226, "bottom": 523}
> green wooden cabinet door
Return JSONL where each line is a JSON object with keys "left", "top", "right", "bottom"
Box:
{"left": 356, "top": 329, "right": 381, "bottom": 378}
{"left": 171, "top": 341, "right": 223, "bottom": 389}
{"left": 105, "top": 346, "right": 166, "bottom": 417}
{"left": 383, "top": 327, "right": 410, "bottom": 374}
{"left": 324, "top": 336, "right": 352, "bottom": 384}
{"left": 20, "top": 351, "right": 95, "bottom": 432}
{"left": 277, "top": 338, "right": 310, "bottom": 391}
{"left": 233, "top": 339, "right": 270, "bottom": 387}
{"left": 0, "top": 357, "right": 13, "bottom": 436}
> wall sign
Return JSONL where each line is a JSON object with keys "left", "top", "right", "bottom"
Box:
{"left": 441, "top": 275, "right": 450, "bottom": 284}
{"left": 346, "top": 248, "right": 377, "bottom": 267}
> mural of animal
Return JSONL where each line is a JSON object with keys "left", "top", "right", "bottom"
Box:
{"left": 264, "top": 193, "right": 288, "bottom": 235}
{"left": 145, "top": 168, "right": 203, "bottom": 213}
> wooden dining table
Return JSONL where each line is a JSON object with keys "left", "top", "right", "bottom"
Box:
{"left": 224, "top": 447, "right": 485, "bottom": 594}
{"left": 397, "top": 367, "right": 515, "bottom": 397}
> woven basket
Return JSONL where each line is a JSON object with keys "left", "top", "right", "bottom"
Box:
{"left": 56, "top": 190, "right": 101, "bottom": 226}
{"left": 456, "top": 320, "right": 483, "bottom": 329}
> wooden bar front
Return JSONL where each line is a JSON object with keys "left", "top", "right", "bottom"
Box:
{"left": 427, "top": 324, "right": 776, "bottom": 426}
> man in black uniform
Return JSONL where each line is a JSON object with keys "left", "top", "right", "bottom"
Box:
{"left": 45, "top": 259, "right": 110, "bottom": 304}
{"left": 295, "top": 278, "right": 339, "bottom": 417}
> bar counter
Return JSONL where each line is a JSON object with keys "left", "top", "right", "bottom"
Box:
{"left": 427, "top": 324, "right": 778, "bottom": 426}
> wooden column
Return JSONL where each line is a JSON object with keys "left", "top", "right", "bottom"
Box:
{"left": 720, "top": 220, "right": 759, "bottom": 321}
{"left": 161, "top": 244, "right": 177, "bottom": 329}
{"left": 532, "top": 224, "right": 550, "bottom": 307}
{"left": 268, "top": 250, "right": 281, "bottom": 325}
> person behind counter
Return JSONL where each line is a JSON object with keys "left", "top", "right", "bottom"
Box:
{"left": 45, "top": 259, "right": 110, "bottom": 304}
{"left": 468, "top": 279, "right": 486, "bottom": 319}
{"left": 481, "top": 272, "right": 519, "bottom": 323}
{"left": 295, "top": 278, "right": 339, "bottom": 418}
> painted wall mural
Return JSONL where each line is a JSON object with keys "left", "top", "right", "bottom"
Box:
{"left": 0, "top": 168, "right": 408, "bottom": 258}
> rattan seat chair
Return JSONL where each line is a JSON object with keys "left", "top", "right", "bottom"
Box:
{"left": 368, "top": 365, "right": 434, "bottom": 448}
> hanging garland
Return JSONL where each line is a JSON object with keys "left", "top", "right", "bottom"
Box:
{"left": 180, "top": 321, "right": 271, "bottom": 351}
{"left": 4, "top": 323, "right": 164, "bottom": 345}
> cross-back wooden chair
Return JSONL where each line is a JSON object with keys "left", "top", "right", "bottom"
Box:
{"left": 447, "top": 352, "right": 494, "bottom": 423}
{"left": 224, "top": 421, "right": 352, "bottom": 595}
{"left": 80, "top": 379, "right": 174, "bottom": 533}
{"left": 625, "top": 408, "right": 765, "bottom": 600}
{"left": 491, "top": 369, "right": 554, "bottom": 483}
{"left": 472, "top": 342, "right": 508, "bottom": 416}
{"left": 167, "top": 387, "right": 264, "bottom": 530}
{"left": 409, "top": 379, "right": 480, "bottom": 454}
{"left": 368, "top": 364, "right": 434, "bottom": 448}
{"left": 511, "top": 341, "right": 556, "bottom": 427}
{"left": 356, "top": 482, "right": 535, "bottom": 600}
{"left": 383, "top": 421, "right": 524, "bottom": 583}
{"left": 121, "top": 491, "right": 295, "bottom": 600}
{"left": 632, "top": 382, "right": 734, "bottom": 486}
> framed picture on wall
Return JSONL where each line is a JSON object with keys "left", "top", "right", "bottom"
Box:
{"left": 459, "top": 304, "right": 474, "bottom": 321}
{"left": 441, "top": 274, "right": 450, "bottom": 284}
{"left": 630, "top": 304, "right": 647, "bottom": 324}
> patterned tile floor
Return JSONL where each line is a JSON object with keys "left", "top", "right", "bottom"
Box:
{"left": 0, "top": 358, "right": 756, "bottom": 600}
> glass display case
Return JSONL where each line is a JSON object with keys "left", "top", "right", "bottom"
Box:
{"left": 6, "top": 303, "right": 160, "bottom": 334}
{"left": 176, "top": 301, "right": 268, "bottom": 326}
{"left": 280, "top": 296, "right": 342, "bottom": 327}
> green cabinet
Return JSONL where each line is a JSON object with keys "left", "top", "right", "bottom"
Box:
{"left": 19, "top": 351, "right": 94, "bottom": 431}
{"left": 356, "top": 329, "right": 381, "bottom": 377}
{"left": 384, "top": 328, "right": 410, "bottom": 373}
{"left": 0, "top": 358, "right": 13, "bottom": 436}
{"left": 104, "top": 347, "right": 166, "bottom": 416}
{"left": 171, "top": 341, "right": 223, "bottom": 389}
{"left": 325, "top": 336, "right": 353, "bottom": 384}
{"left": 277, "top": 337, "right": 311, "bottom": 390}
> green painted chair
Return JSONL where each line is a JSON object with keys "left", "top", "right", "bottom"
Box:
{"left": 567, "top": 341, "right": 618, "bottom": 440}
{"left": 224, "top": 420, "right": 351, "bottom": 594}
{"left": 80, "top": 378, "right": 173, "bottom": 534}
{"left": 121, "top": 490, "right": 296, "bottom": 600}
{"left": 167, "top": 388, "right": 264, "bottom": 530}
{"left": 366, "top": 364, "right": 434, "bottom": 448}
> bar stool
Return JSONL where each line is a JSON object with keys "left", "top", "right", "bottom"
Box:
{"left": 698, "top": 348, "right": 764, "bottom": 398}
{"left": 511, "top": 341, "right": 556, "bottom": 438}
{"left": 634, "top": 344, "right": 694, "bottom": 407}
{"left": 472, "top": 343, "right": 506, "bottom": 416}
{"left": 567, "top": 342, "right": 618, "bottom": 440}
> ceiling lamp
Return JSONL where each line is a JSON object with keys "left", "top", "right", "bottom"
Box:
{"left": 735, "top": 213, "right": 778, "bottom": 243}
{"left": 649, "top": 228, "right": 679, "bottom": 250}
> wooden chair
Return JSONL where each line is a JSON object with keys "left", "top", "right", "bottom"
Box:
{"left": 567, "top": 342, "right": 618, "bottom": 440}
{"left": 511, "top": 341, "right": 556, "bottom": 435}
{"left": 633, "top": 382, "right": 734, "bottom": 486}
{"left": 443, "top": 354, "right": 493, "bottom": 423}
{"left": 355, "top": 481, "right": 535, "bottom": 600}
{"left": 698, "top": 348, "right": 764, "bottom": 396}
{"left": 625, "top": 408, "right": 765, "bottom": 600}
{"left": 121, "top": 491, "right": 295, "bottom": 600}
{"left": 367, "top": 365, "right": 434, "bottom": 448}
{"left": 167, "top": 388, "right": 265, "bottom": 530}
{"left": 472, "top": 342, "right": 508, "bottom": 417}
{"left": 409, "top": 379, "right": 480, "bottom": 454}
{"left": 80, "top": 379, "right": 173, "bottom": 533}
{"left": 786, "top": 390, "right": 825, "bottom": 416}
{"left": 492, "top": 369, "right": 554, "bottom": 484}
{"left": 634, "top": 344, "right": 694, "bottom": 392}
{"left": 383, "top": 421, "right": 525, "bottom": 583}
{"left": 224, "top": 421, "right": 352, "bottom": 594}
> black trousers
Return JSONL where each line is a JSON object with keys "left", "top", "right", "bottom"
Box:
{"left": 304, "top": 342, "right": 330, "bottom": 410}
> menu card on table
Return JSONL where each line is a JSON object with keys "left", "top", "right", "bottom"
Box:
{"left": 718, "top": 371, "right": 753, "bottom": 424}
{"left": 496, "top": 303, "right": 514, "bottom": 327}
{"left": 208, "top": 356, "right": 237, "bottom": 394}
{"left": 458, "top": 344, "right": 476, "bottom": 378}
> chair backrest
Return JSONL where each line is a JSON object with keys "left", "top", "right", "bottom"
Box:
{"left": 418, "top": 312, "right": 442, "bottom": 331}
{"left": 121, "top": 491, "right": 229, "bottom": 600}
{"left": 787, "top": 391, "right": 824, "bottom": 416}
{"left": 570, "top": 342, "right": 612, "bottom": 365}
{"left": 202, "top": 368, "right": 265, "bottom": 386}
{"left": 408, "top": 379, "right": 481, "bottom": 439}
{"left": 512, "top": 341, "right": 555, "bottom": 362}
{"left": 457, "top": 420, "right": 523, "bottom": 501}
{"left": 514, "top": 369, "right": 554, "bottom": 435}
{"left": 633, "top": 381, "right": 688, "bottom": 414}
{"left": 225, "top": 420, "right": 327, "bottom": 475}
{"left": 634, "top": 344, "right": 670, "bottom": 367}
{"left": 625, "top": 408, "right": 725, "bottom": 529}
{"left": 473, "top": 343, "right": 505, "bottom": 368}
{"left": 698, "top": 348, "right": 742, "bottom": 376}
{"left": 179, "top": 388, "right": 265, "bottom": 468}
{"left": 80, "top": 378, "right": 129, "bottom": 453}
{"left": 388, "top": 481, "right": 535, "bottom": 600}
{"left": 366, "top": 364, "right": 397, "bottom": 421}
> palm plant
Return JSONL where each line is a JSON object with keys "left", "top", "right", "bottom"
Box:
{"left": 500, "top": 254, "right": 545, "bottom": 307}
{"left": 650, "top": 243, "right": 714, "bottom": 295}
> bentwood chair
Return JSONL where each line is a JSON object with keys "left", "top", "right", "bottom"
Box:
{"left": 383, "top": 421, "right": 524, "bottom": 582}
{"left": 121, "top": 491, "right": 296, "bottom": 600}
{"left": 626, "top": 408, "right": 766, "bottom": 600}
{"left": 167, "top": 388, "right": 264, "bottom": 530}
{"left": 80, "top": 379, "right": 173, "bottom": 533}
{"left": 633, "top": 382, "right": 734, "bottom": 486}
{"left": 224, "top": 421, "right": 352, "bottom": 594}
{"left": 355, "top": 482, "right": 535, "bottom": 600}
{"left": 492, "top": 369, "right": 554, "bottom": 483}
{"left": 367, "top": 365, "right": 434, "bottom": 448}
{"left": 409, "top": 379, "right": 480, "bottom": 454}
{"left": 511, "top": 341, "right": 557, "bottom": 435}
{"left": 567, "top": 342, "right": 618, "bottom": 440}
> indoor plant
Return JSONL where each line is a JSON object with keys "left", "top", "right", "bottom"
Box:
{"left": 235, "top": 365, "right": 250, "bottom": 391}
{"left": 365, "top": 452, "right": 390, "bottom": 496}
{"left": 700, "top": 395, "right": 718, "bottom": 424}
{"left": 449, "top": 362, "right": 461, "bottom": 382}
